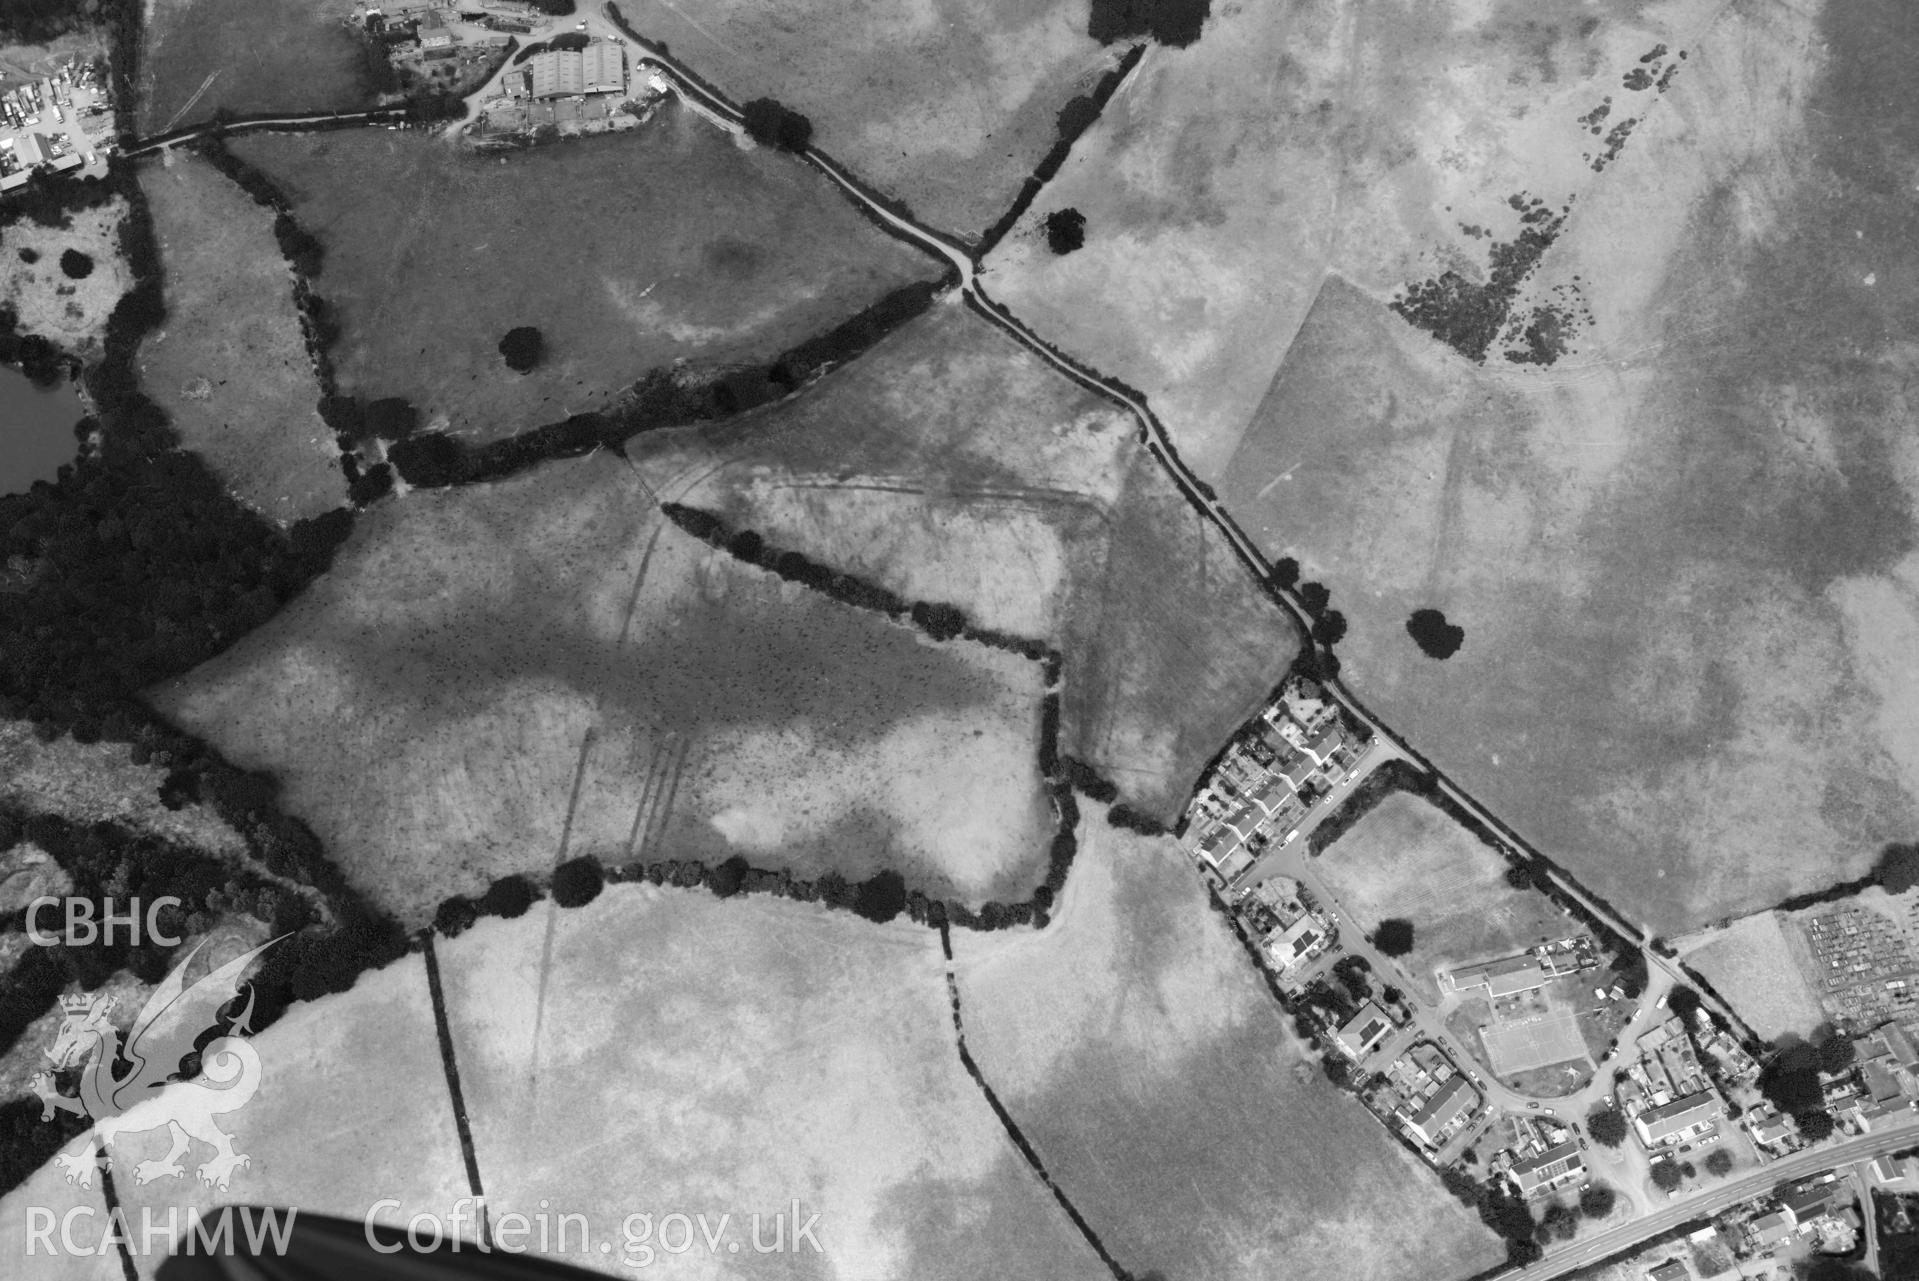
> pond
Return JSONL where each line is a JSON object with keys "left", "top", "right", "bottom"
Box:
{"left": 0, "top": 362, "right": 84, "bottom": 495}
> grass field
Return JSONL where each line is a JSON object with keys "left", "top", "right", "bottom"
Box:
{"left": 950, "top": 805, "right": 1502, "bottom": 1281}
{"left": 1317, "top": 793, "right": 1574, "bottom": 1002}
{"left": 611, "top": 0, "right": 1116, "bottom": 238}
{"left": 230, "top": 108, "right": 940, "bottom": 444}
{"left": 981, "top": 0, "right": 1721, "bottom": 475}
{"left": 89, "top": 953, "right": 469, "bottom": 1249}
{"left": 1680, "top": 913, "right": 1828, "bottom": 1043}
{"left": 139, "top": 0, "right": 373, "bottom": 133}
{"left": 0, "top": 199, "right": 130, "bottom": 359}
{"left": 137, "top": 150, "right": 342, "bottom": 523}
{"left": 1212, "top": 0, "right": 1919, "bottom": 936}
{"left": 439, "top": 883, "right": 1109, "bottom": 1280}
{"left": 148, "top": 451, "right": 1052, "bottom": 926}
{"left": 0, "top": 720, "right": 246, "bottom": 860}
{"left": 642, "top": 304, "right": 1299, "bottom": 820}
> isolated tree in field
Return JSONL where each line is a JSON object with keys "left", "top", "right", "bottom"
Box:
{"left": 1407, "top": 607, "right": 1466, "bottom": 659}
{"left": 1649, "top": 1159, "right": 1682, "bottom": 1191}
{"left": 1878, "top": 842, "right": 1919, "bottom": 894}
{"left": 59, "top": 248, "right": 93, "bottom": 278}
{"left": 1044, "top": 207, "right": 1086, "bottom": 255}
{"left": 550, "top": 856, "right": 604, "bottom": 908}
{"left": 1577, "top": 1184, "right": 1615, "bottom": 1218}
{"left": 1703, "top": 1148, "right": 1733, "bottom": 1177}
{"left": 1374, "top": 918, "right": 1414, "bottom": 957}
{"left": 741, "top": 97, "right": 813, "bottom": 153}
{"left": 498, "top": 325, "right": 543, "bottom": 373}
{"left": 1586, "top": 1103, "right": 1628, "bottom": 1148}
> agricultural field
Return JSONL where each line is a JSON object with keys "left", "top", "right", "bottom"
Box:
{"left": 1679, "top": 912, "right": 1826, "bottom": 1043}
{"left": 439, "top": 882, "right": 1109, "bottom": 1281}
{"left": 229, "top": 108, "right": 940, "bottom": 444}
{"left": 0, "top": 1158, "right": 117, "bottom": 1279}
{"left": 1315, "top": 792, "right": 1572, "bottom": 1002}
{"left": 0, "top": 720, "right": 246, "bottom": 860}
{"left": 982, "top": 0, "right": 1721, "bottom": 476}
{"left": 949, "top": 806, "right": 1501, "bottom": 1281}
{"left": 611, "top": 0, "right": 1117, "bottom": 237}
{"left": 139, "top": 0, "right": 374, "bottom": 133}
{"left": 137, "top": 150, "right": 342, "bottom": 523}
{"left": 0, "top": 198, "right": 130, "bottom": 358}
{"left": 1215, "top": 0, "right": 1919, "bottom": 936}
{"left": 24, "top": 952, "right": 472, "bottom": 1269}
{"left": 642, "top": 303, "right": 1298, "bottom": 820}
{"left": 148, "top": 451, "right": 1053, "bottom": 927}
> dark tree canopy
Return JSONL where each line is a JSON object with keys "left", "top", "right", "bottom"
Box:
{"left": 1796, "top": 1107, "right": 1835, "bottom": 1141}
{"left": 1044, "top": 207, "right": 1086, "bottom": 255}
{"left": 1088, "top": 0, "right": 1212, "bottom": 47}
{"left": 1270, "top": 557, "right": 1301, "bottom": 589}
{"left": 364, "top": 396, "right": 419, "bottom": 440}
{"left": 59, "top": 248, "right": 93, "bottom": 279}
{"left": 1818, "top": 1032, "right": 1857, "bottom": 1074}
{"left": 550, "top": 856, "right": 604, "bottom": 908}
{"left": 1703, "top": 1147, "right": 1733, "bottom": 1177}
{"left": 853, "top": 869, "right": 907, "bottom": 923}
{"left": 1577, "top": 1184, "right": 1615, "bottom": 1218}
{"left": 1649, "top": 1159, "right": 1682, "bottom": 1191}
{"left": 480, "top": 874, "right": 537, "bottom": 919}
{"left": 1586, "top": 1103, "right": 1628, "bottom": 1148}
{"left": 1374, "top": 917, "right": 1415, "bottom": 957}
{"left": 741, "top": 98, "right": 813, "bottom": 153}
{"left": 1758, "top": 1042, "right": 1826, "bottom": 1116}
{"left": 709, "top": 854, "right": 749, "bottom": 899}
{"left": 1297, "top": 580, "right": 1332, "bottom": 615}
{"left": 1312, "top": 608, "right": 1348, "bottom": 648}
{"left": 1878, "top": 842, "right": 1919, "bottom": 894}
{"left": 1666, "top": 984, "right": 1701, "bottom": 1021}
{"left": 1407, "top": 607, "right": 1466, "bottom": 659}
{"left": 498, "top": 325, "right": 544, "bottom": 374}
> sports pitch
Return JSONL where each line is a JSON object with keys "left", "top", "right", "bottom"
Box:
{"left": 1482, "top": 1010, "right": 1588, "bottom": 1077}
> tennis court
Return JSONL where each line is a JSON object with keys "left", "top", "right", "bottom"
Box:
{"left": 1482, "top": 1009, "right": 1589, "bottom": 1075}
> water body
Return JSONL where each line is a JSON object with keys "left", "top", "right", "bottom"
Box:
{"left": 0, "top": 363, "right": 83, "bottom": 495}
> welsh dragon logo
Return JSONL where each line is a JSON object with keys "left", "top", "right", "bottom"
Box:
{"left": 32, "top": 936, "right": 281, "bottom": 1191}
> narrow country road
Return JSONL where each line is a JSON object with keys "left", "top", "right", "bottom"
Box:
{"left": 1518, "top": 1119, "right": 1919, "bottom": 1280}
{"left": 592, "top": 2, "right": 1754, "bottom": 1044}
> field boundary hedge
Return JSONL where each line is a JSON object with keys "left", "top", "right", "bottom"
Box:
{"left": 379, "top": 274, "right": 952, "bottom": 492}
{"left": 975, "top": 43, "right": 1146, "bottom": 253}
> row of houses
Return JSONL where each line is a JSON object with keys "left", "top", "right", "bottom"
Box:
{"left": 1744, "top": 1175, "right": 1859, "bottom": 1251}
{"left": 1183, "top": 678, "right": 1370, "bottom": 885}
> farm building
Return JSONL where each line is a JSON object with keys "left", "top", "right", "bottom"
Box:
{"left": 529, "top": 40, "right": 626, "bottom": 99}
{"left": 1747, "top": 1211, "right": 1791, "bottom": 1247}
{"left": 1647, "top": 1260, "right": 1690, "bottom": 1281}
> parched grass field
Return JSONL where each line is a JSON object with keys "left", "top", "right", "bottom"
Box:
{"left": 982, "top": 0, "right": 1722, "bottom": 475}
{"left": 139, "top": 0, "right": 373, "bottom": 133}
{"left": 950, "top": 807, "right": 1501, "bottom": 1281}
{"left": 0, "top": 720, "right": 246, "bottom": 860}
{"left": 612, "top": 0, "right": 1116, "bottom": 238}
{"left": 1680, "top": 912, "right": 1829, "bottom": 1043}
{"left": 1317, "top": 793, "right": 1574, "bottom": 1002}
{"left": 1215, "top": 0, "right": 1919, "bottom": 936}
{"left": 440, "top": 883, "right": 1109, "bottom": 1280}
{"left": 137, "top": 150, "right": 343, "bottom": 523}
{"left": 0, "top": 199, "right": 130, "bottom": 359}
{"left": 49, "top": 954, "right": 470, "bottom": 1242}
{"left": 643, "top": 304, "right": 1298, "bottom": 820}
{"left": 148, "top": 451, "right": 1053, "bottom": 926}
{"left": 231, "top": 107, "right": 940, "bottom": 443}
